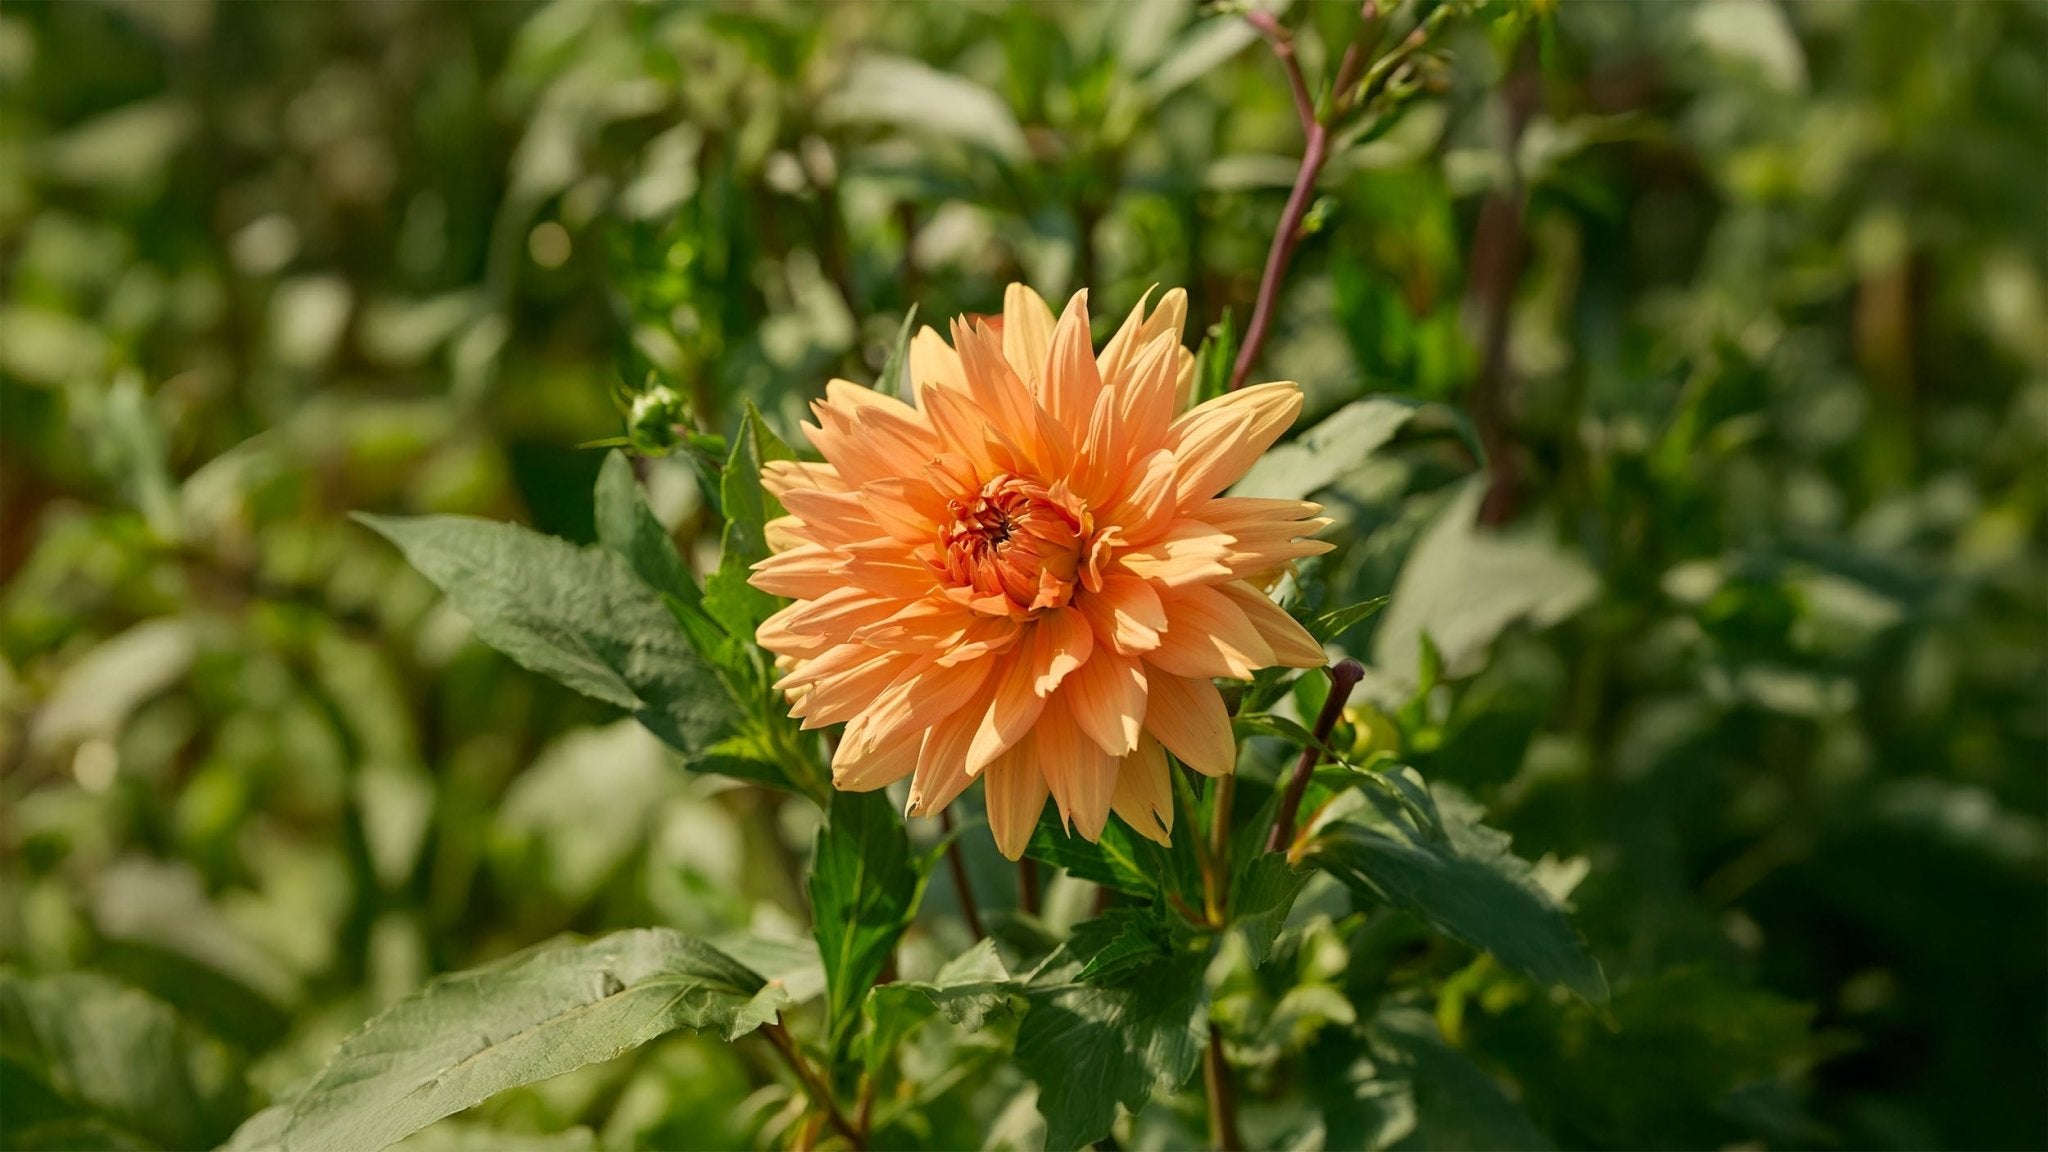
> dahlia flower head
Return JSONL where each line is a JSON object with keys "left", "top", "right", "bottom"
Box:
{"left": 749, "top": 284, "right": 1333, "bottom": 859}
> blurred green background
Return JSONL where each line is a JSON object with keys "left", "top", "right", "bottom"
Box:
{"left": 2, "top": 1, "right": 2043, "bottom": 1149}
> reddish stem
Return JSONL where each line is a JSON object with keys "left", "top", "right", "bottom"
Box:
{"left": 1268, "top": 659, "right": 1366, "bottom": 854}
{"left": 938, "top": 807, "right": 985, "bottom": 940}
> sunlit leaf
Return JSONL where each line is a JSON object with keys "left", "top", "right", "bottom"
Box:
{"left": 249, "top": 930, "right": 783, "bottom": 1152}
{"left": 1301, "top": 773, "right": 1607, "bottom": 1003}
{"left": 358, "top": 513, "right": 732, "bottom": 756}
{"left": 809, "top": 789, "right": 925, "bottom": 1057}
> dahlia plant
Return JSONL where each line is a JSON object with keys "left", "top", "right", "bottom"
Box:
{"left": 249, "top": 6, "right": 1604, "bottom": 1150}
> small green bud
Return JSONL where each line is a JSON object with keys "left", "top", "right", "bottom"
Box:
{"left": 626, "top": 384, "right": 692, "bottom": 456}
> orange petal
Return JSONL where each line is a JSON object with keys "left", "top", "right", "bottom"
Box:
{"left": 844, "top": 654, "right": 996, "bottom": 755}
{"left": 760, "top": 586, "right": 899, "bottom": 644}
{"left": 1143, "top": 670, "right": 1236, "bottom": 776}
{"left": 1031, "top": 606, "right": 1093, "bottom": 697}
{"left": 1095, "top": 286, "right": 1156, "bottom": 393}
{"left": 1149, "top": 584, "right": 1275, "bottom": 680}
{"left": 1042, "top": 289, "right": 1103, "bottom": 430}
{"left": 1117, "top": 519, "right": 1236, "bottom": 587}
{"left": 749, "top": 544, "right": 845, "bottom": 599}
{"left": 1216, "top": 581, "right": 1326, "bottom": 668}
{"left": 833, "top": 727, "right": 922, "bottom": 792}
{"left": 909, "top": 325, "right": 967, "bottom": 403}
{"left": 983, "top": 734, "right": 1050, "bottom": 861}
{"left": 1075, "top": 573, "right": 1167, "bottom": 655}
{"left": 1063, "top": 648, "right": 1147, "bottom": 757}
{"left": 776, "top": 488, "right": 884, "bottom": 547}
{"left": 908, "top": 675, "right": 998, "bottom": 816}
{"left": 1101, "top": 449, "right": 1179, "bottom": 545}
{"left": 1112, "top": 329, "right": 1186, "bottom": 459}
{"left": 1035, "top": 696, "right": 1117, "bottom": 841}
{"left": 1002, "top": 283, "right": 1057, "bottom": 388}
{"left": 1110, "top": 735, "right": 1173, "bottom": 845}
{"left": 966, "top": 641, "right": 1051, "bottom": 775}
{"left": 954, "top": 317, "right": 1045, "bottom": 468}
{"left": 1167, "top": 380, "right": 1304, "bottom": 505}
{"left": 761, "top": 459, "right": 847, "bottom": 499}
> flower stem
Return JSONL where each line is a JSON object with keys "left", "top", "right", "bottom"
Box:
{"left": 1230, "top": 10, "right": 1335, "bottom": 393}
{"left": 761, "top": 1021, "right": 866, "bottom": 1150}
{"left": 1204, "top": 1022, "right": 1245, "bottom": 1151}
{"left": 1203, "top": 772, "right": 1238, "bottom": 926}
{"left": 1017, "top": 857, "right": 1041, "bottom": 917}
{"left": 938, "top": 807, "right": 986, "bottom": 940}
{"left": 1268, "top": 659, "right": 1366, "bottom": 854}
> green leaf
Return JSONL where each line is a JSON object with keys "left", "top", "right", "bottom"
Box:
{"left": 592, "top": 451, "right": 698, "bottom": 609}
{"left": 1301, "top": 772, "right": 1607, "bottom": 1003}
{"left": 0, "top": 971, "right": 248, "bottom": 1152}
{"left": 809, "top": 789, "right": 925, "bottom": 1058}
{"left": 1024, "top": 806, "right": 1199, "bottom": 904}
{"left": 862, "top": 939, "right": 1013, "bottom": 1072}
{"left": 1073, "top": 907, "right": 1173, "bottom": 985}
{"left": 701, "top": 404, "right": 795, "bottom": 648}
{"left": 1232, "top": 397, "right": 1420, "bottom": 500}
{"left": 1311, "top": 595, "right": 1391, "bottom": 643}
{"left": 1191, "top": 308, "right": 1236, "bottom": 408}
{"left": 1231, "top": 855, "right": 1311, "bottom": 967}
{"left": 1372, "top": 479, "right": 1597, "bottom": 686}
{"left": 358, "top": 513, "right": 730, "bottom": 755}
{"left": 251, "top": 930, "right": 784, "bottom": 1152}
{"left": 1368, "top": 1007, "right": 1554, "bottom": 1151}
{"left": 1015, "top": 956, "right": 1207, "bottom": 1151}
{"left": 875, "top": 304, "right": 918, "bottom": 401}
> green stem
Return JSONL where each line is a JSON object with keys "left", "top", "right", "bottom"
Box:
{"left": 761, "top": 1021, "right": 865, "bottom": 1150}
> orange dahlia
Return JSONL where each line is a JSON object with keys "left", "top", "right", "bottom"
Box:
{"left": 749, "top": 285, "right": 1332, "bottom": 858}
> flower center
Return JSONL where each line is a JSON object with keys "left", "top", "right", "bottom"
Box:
{"left": 941, "top": 474, "right": 1085, "bottom": 612}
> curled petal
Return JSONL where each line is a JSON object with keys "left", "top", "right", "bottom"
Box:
{"left": 1168, "top": 381, "right": 1304, "bottom": 505}
{"left": 833, "top": 728, "right": 921, "bottom": 792}
{"left": 1149, "top": 584, "right": 1275, "bottom": 680}
{"left": 1035, "top": 697, "right": 1116, "bottom": 841}
{"left": 1111, "top": 736, "right": 1173, "bottom": 845}
{"left": 1216, "top": 581, "right": 1325, "bottom": 668}
{"left": 1143, "top": 669, "right": 1235, "bottom": 776}
{"left": 1076, "top": 573, "right": 1167, "bottom": 655}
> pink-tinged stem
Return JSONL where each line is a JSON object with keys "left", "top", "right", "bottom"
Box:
{"left": 1230, "top": 123, "right": 1330, "bottom": 394}
{"left": 1232, "top": 13, "right": 1331, "bottom": 393}
{"left": 938, "top": 807, "right": 986, "bottom": 941}
{"left": 1268, "top": 659, "right": 1366, "bottom": 854}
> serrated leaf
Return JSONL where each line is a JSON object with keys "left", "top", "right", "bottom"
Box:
{"left": 1301, "top": 775, "right": 1607, "bottom": 1003}
{"left": 0, "top": 971, "right": 248, "bottom": 1152}
{"left": 1015, "top": 959, "right": 1207, "bottom": 1151}
{"left": 809, "top": 790, "right": 925, "bottom": 1058}
{"left": 358, "top": 514, "right": 731, "bottom": 755}
{"left": 863, "top": 939, "right": 1013, "bottom": 1072}
{"left": 1231, "top": 855, "right": 1311, "bottom": 967}
{"left": 1074, "top": 907, "right": 1173, "bottom": 985}
{"left": 252, "top": 930, "right": 782, "bottom": 1152}
{"left": 592, "top": 451, "right": 698, "bottom": 609}
{"left": 701, "top": 404, "right": 795, "bottom": 648}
